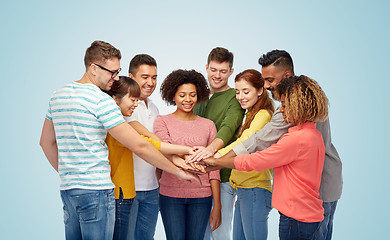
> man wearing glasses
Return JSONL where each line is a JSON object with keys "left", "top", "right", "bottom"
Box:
{"left": 39, "top": 40, "right": 199, "bottom": 239}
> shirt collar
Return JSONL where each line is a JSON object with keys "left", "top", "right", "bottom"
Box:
{"left": 288, "top": 122, "right": 317, "bottom": 133}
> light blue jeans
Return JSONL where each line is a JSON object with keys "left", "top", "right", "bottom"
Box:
{"left": 60, "top": 188, "right": 115, "bottom": 240}
{"left": 233, "top": 187, "right": 272, "bottom": 240}
{"left": 204, "top": 182, "right": 236, "bottom": 240}
{"left": 128, "top": 189, "right": 159, "bottom": 240}
{"left": 315, "top": 200, "right": 338, "bottom": 240}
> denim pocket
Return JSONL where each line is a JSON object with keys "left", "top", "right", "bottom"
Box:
{"left": 70, "top": 192, "right": 99, "bottom": 222}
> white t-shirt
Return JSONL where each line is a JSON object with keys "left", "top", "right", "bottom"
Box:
{"left": 125, "top": 98, "right": 160, "bottom": 191}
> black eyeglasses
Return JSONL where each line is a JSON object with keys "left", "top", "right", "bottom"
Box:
{"left": 94, "top": 63, "right": 121, "bottom": 79}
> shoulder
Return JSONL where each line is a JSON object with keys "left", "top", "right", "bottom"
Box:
{"left": 196, "top": 116, "right": 214, "bottom": 125}
{"left": 220, "top": 88, "right": 237, "bottom": 100}
{"left": 255, "top": 109, "right": 272, "bottom": 119}
{"left": 197, "top": 116, "right": 217, "bottom": 130}
{"left": 155, "top": 114, "right": 172, "bottom": 122}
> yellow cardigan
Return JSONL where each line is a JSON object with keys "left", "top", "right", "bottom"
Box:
{"left": 106, "top": 133, "right": 161, "bottom": 199}
{"left": 218, "top": 109, "right": 273, "bottom": 192}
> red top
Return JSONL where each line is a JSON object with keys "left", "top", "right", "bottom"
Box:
{"left": 234, "top": 122, "right": 325, "bottom": 222}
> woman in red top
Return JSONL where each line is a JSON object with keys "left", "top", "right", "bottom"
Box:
{"left": 203, "top": 75, "right": 329, "bottom": 240}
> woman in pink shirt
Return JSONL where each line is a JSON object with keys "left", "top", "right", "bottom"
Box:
{"left": 154, "top": 69, "right": 221, "bottom": 240}
{"left": 203, "top": 75, "right": 329, "bottom": 240}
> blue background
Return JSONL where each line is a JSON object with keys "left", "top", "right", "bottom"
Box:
{"left": 1, "top": 0, "right": 389, "bottom": 239}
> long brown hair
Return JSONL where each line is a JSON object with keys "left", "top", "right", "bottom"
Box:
{"left": 236, "top": 69, "right": 274, "bottom": 137}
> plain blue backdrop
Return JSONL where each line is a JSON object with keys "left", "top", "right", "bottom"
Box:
{"left": 1, "top": 0, "right": 389, "bottom": 239}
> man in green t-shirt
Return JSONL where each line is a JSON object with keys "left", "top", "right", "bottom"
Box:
{"left": 193, "top": 47, "right": 244, "bottom": 240}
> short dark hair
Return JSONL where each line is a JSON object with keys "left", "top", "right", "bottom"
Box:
{"left": 84, "top": 40, "right": 121, "bottom": 69}
{"left": 104, "top": 76, "right": 140, "bottom": 100}
{"left": 207, "top": 47, "right": 234, "bottom": 69}
{"left": 160, "top": 69, "right": 210, "bottom": 106}
{"left": 128, "top": 54, "right": 157, "bottom": 75}
{"left": 258, "top": 50, "right": 294, "bottom": 74}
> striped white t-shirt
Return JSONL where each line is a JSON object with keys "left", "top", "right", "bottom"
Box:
{"left": 46, "top": 82, "right": 124, "bottom": 190}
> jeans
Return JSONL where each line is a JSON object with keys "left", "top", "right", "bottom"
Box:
{"left": 128, "top": 189, "right": 159, "bottom": 240}
{"left": 279, "top": 212, "right": 320, "bottom": 240}
{"left": 233, "top": 187, "right": 272, "bottom": 240}
{"left": 160, "top": 194, "right": 212, "bottom": 240}
{"left": 113, "top": 188, "right": 134, "bottom": 240}
{"left": 315, "top": 201, "right": 338, "bottom": 240}
{"left": 204, "top": 182, "right": 236, "bottom": 240}
{"left": 60, "top": 188, "right": 115, "bottom": 240}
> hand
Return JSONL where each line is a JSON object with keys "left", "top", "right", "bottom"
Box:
{"left": 209, "top": 205, "right": 222, "bottom": 232}
{"left": 175, "top": 169, "right": 201, "bottom": 185}
{"left": 189, "top": 146, "right": 205, "bottom": 155}
{"left": 186, "top": 146, "right": 214, "bottom": 163}
{"left": 213, "top": 152, "right": 222, "bottom": 158}
{"left": 172, "top": 156, "right": 206, "bottom": 174}
{"left": 202, "top": 157, "right": 217, "bottom": 166}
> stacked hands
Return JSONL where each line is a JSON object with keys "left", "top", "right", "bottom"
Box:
{"left": 172, "top": 146, "right": 221, "bottom": 178}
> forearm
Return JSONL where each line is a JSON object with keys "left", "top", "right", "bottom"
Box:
{"left": 210, "top": 179, "right": 221, "bottom": 208}
{"left": 160, "top": 142, "right": 191, "bottom": 155}
{"left": 40, "top": 118, "right": 59, "bottom": 172}
{"left": 215, "top": 156, "right": 236, "bottom": 169}
{"left": 130, "top": 121, "right": 162, "bottom": 141}
{"left": 109, "top": 123, "right": 181, "bottom": 176}
{"left": 206, "top": 138, "right": 225, "bottom": 155}
{"left": 40, "top": 142, "right": 59, "bottom": 172}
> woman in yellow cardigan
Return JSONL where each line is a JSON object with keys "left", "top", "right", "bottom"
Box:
{"left": 105, "top": 76, "right": 202, "bottom": 240}
{"left": 215, "top": 69, "right": 275, "bottom": 240}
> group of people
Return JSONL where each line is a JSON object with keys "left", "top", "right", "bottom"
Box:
{"left": 40, "top": 40, "right": 343, "bottom": 240}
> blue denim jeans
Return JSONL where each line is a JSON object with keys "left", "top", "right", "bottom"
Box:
{"left": 233, "top": 187, "right": 272, "bottom": 240}
{"left": 159, "top": 194, "right": 212, "bottom": 240}
{"left": 315, "top": 201, "right": 338, "bottom": 240}
{"left": 128, "top": 189, "right": 159, "bottom": 240}
{"left": 279, "top": 212, "right": 320, "bottom": 240}
{"left": 60, "top": 188, "right": 115, "bottom": 240}
{"left": 204, "top": 182, "right": 236, "bottom": 240}
{"left": 113, "top": 188, "right": 134, "bottom": 240}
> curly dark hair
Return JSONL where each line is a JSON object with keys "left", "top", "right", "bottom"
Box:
{"left": 277, "top": 75, "right": 328, "bottom": 125}
{"left": 160, "top": 69, "right": 210, "bottom": 106}
{"left": 258, "top": 49, "right": 294, "bottom": 74}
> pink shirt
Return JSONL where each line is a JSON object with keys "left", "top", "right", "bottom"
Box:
{"left": 154, "top": 114, "right": 220, "bottom": 198}
{"left": 234, "top": 122, "right": 325, "bottom": 222}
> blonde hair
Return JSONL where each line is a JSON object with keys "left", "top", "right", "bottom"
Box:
{"left": 277, "top": 75, "right": 328, "bottom": 125}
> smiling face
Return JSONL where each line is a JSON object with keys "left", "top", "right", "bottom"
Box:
{"left": 206, "top": 61, "right": 233, "bottom": 93}
{"left": 114, "top": 94, "right": 139, "bottom": 117}
{"left": 262, "top": 64, "right": 291, "bottom": 101}
{"left": 94, "top": 58, "right": 121, "bottom": 91}
{"left": 235, "top": 79, "right": 263, "bottom": 110}
{"left": 173, "top": 83, "right": 197, "bottom": 114}
{"left": 129, "top": 64, "right": 157, "bottom": 100}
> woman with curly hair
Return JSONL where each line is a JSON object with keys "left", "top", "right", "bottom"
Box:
{"left": 203, "top": 75, "right": 329, "bottom": 240}
{"left": 154, "top": 69, "right": 221, "bottom": 240}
